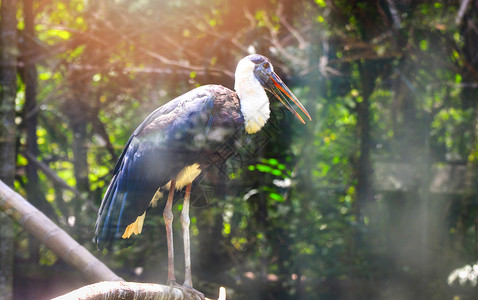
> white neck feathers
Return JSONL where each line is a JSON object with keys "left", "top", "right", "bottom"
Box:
{"left": 234, "top": 59, "right": 270, "bottom": 134}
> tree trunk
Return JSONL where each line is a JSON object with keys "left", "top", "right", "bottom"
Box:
{"left": 355, "top": 61, "right": 375, "bottom": 224}
{"left": 66, "top": 73, "right": 91, "bottom": 236}
{"left": 0, "top": 0, "right": 18, "bottom": 298}
{"left": 22, "top": 0, "right": 42, "bottom": 264}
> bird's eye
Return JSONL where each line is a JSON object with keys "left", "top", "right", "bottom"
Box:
{"left": 263, "top": 62, "right": 271, "bottom": 69}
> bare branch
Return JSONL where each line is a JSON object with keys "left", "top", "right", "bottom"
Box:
{"left": 385, "top": 0, "right": 402, "bottom": 29}
{"left": 456, "top": 0, "right": 472, "bottom": 25}
{"left": 277, "top": 4, "right": 308, "bottom": 50}
{"left": 140, "top": 48, "right": 234, "bottom": 78}
{"left": 88, "top": 12, "right": 234, "bottom": 79}
{"left": 184, "top": 15, "right": 249, "bottom": 55}
{"left": 261, "top": 11, "right": 305, "bottom": 68}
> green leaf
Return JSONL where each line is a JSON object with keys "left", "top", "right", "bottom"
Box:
{"left": 271, "top": 169, "right": 282, "bottom": 176}
{"left": 256, "top": 164, "right": 272, "bottom": 173}
{"left": 269, "top": 192, "right": 284, "bottom": 202}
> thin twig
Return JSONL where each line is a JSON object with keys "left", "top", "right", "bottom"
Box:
{"left": 23, "top": 151, "right": 98, "bottom": 212}
{"left": 456, "top": 0, "right": 472, "bottom": 25}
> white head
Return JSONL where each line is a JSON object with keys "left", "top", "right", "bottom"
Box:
{"left": 234, "top": 54, "right": 311, "bottom": 134}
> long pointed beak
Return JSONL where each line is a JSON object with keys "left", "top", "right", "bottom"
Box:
{"left": 267, "top": 72, "right": 311, "bottom": 124}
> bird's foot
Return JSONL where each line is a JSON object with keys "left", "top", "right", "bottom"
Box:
{"left": 183, "top": 285, "right": 205, "bottom": 300}
{"left": 168, "top": 281, "right": 205, "bottom": 300}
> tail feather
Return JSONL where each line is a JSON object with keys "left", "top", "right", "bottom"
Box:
{"left": 95, "top": 149, "right": 154, "bottom": 249}
{"left": 95, "top": 173, "right": 127, "bottom": 249}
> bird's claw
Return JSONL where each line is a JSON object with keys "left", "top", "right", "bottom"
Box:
{"left": 168, "top": 281, "right": 205, "bottom": 300}
{"left": 183, "top": 286, "right": 205, "bottom": 300}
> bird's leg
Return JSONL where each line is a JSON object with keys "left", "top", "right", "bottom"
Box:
{"left": 164, "top": 178, "right": 176, "bottom": 284}
{"left": 164, "top": 181, "right": 204, "bottom": 300}
{"left": 180, "top": 183, "right": 205, "bottom": 300}
{"left": 181, "top": 183, "right": 193, "bottom": 288}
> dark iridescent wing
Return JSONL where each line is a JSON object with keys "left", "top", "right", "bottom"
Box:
{"left": 95, "top": 86, "right": 221, "bottom": 249}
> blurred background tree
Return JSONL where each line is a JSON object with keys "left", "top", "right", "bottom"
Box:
{"left": 2, "top": 0, "right": 478, "bottom": 299}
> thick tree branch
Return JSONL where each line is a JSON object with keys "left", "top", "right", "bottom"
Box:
{"left": 0, "top": 179, "right": 121, "bottom": 282}
{"left": 53, "top": 282, "right": 195, "bottom": 300}
{"left": 53, "top": 281, "right": 226, "bottom": 300}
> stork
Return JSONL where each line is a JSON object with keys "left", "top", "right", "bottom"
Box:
{"left": 95, "top": 54, "right": 311, "bottom": 297}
